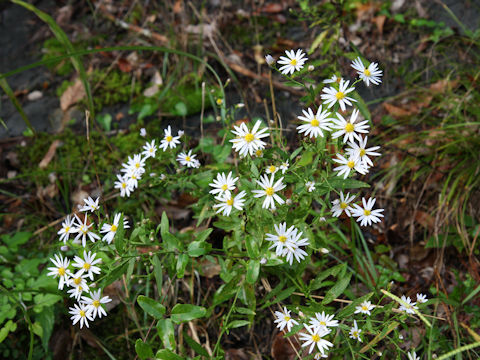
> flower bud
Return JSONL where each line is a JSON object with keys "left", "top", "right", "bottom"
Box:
{"left": 265, "top": 54, "right": 275, "bottom": 66}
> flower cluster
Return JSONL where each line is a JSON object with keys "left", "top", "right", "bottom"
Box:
{"left": 210, "top": 172, "right": 246, "bottom": 216}
{"left": 266, "top": 223, "right": 310, "bottom": 265}
{"left": 331, "top": 192, "right": 384, "bottom": 227}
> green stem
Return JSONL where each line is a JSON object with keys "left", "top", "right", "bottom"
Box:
{"left": 213, "top": 288, "right": 241, "bottom": 356}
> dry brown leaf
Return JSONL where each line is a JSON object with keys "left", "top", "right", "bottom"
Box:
{"left": 60, "top": 79, "right": 86, "bottom": 111}
{"left": 259, "top": 3, "right": 284, "bottom": 14}
{"left": 383, "top": 103, "right": 413, "bottom": 117}
{"left": 373, "top": 15, "right": 386, "bottom": 34}
{"left": 415, "top": 210, "right": 435, "bottom": 229}
{"left": 118, "top": 58, "right": 132, "bottom": 73}
{"left": 271, "top": 332, "right": 299, "bottom": 360}
{"left": 39, "top": 140, "right": 62, "bottom": 169}
{"left": 199, "top": 258, "right": 221, "bottom": 278}
{"left": 429, "top": 78, "right": 459, "bottom": 94}
{"left": 173, "top": 0, "right": 183, "bottom": 13}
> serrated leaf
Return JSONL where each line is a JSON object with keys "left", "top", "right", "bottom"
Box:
{"left": 135, "top": 339, "right": 154, "bottom": 360}
{"left": 137, "top": 295, "right": 166, "bottom": 320}
{"left": 171, "top": 304, "right": 206, "bottom": 324}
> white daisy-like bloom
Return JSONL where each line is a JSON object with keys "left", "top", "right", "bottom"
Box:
{"left": 313, "top": 353, "right": 328, "bottom": 359}
{"left": 265, "top": 54, "right": 275, "bottom": 66}
{"left": 321, "top": 79, "right": 357, "bottom": 111}
{"left": 72, "top": 250, "right": 102, "bottom": 281}
{"left": 331, "top": 109, "right": 370, "bottom": 144}
{"left": 122, "top": 154, "right": 146, "bottom": 175}
{"left": 81, "top": 289, "right": 112, "bottom": 319}
{"left": 160, "top": 125, "right": 181, "bottom": 151}
{"left": 73, "top": 215, "right": 100, "bottom": 247}
{"left": 212, "top": 190, "right": 247, "bottom": 216}
{"left": 351, "top": 57, "right": 383, "bottom": 87}
{"left": 331, "top": 192, "right": 356, "bottom": 217}
{"left": 351, "top": 197, "right": 384, "bottom": 227}
{"left": 354, "top": 300, "right": 375, "bottom": 316}
{"left": 57, "top": 215, "right": 78, "bottom": 244}
{"left": 279, "top": 161, "right": 289, "bottom": 174}
{"left": 399, "top": 295, "right": 418, "bottom": 314}
{"left": 309, "top": 312, "right": 339, "bottom": 332}
{"left": 142, "top": 140, "right": 157, "bottom": 159}
{"left": 277, "top": 49, "right": 308, "bottom": 75}
{"left": 346, "top": 136, "right": 381, "bottom": 167}
{"left": 139, "top": 128, "right": 147, "bottom": 137}
{"left": 69, "top": 303, "right": 94, "bottom": 329}
{"left": 299, "top": 325, "right": 333, "bottom": 355}
{"left": 79, "top": 196, "right": 100, "bottom": 213}
{"left": 416, "top": 293, "right": 428, "bottom": 304}
{"left": 230, "top": 120, "right": 270, "bottom": 157}
{"left": 47, "top": 253, "right": 71, "bottom": 290}
{"left": 252, "top": 174, "right": 286, "bottom": 210}
{"left": 125, "top": 167, "right": 142, "bottom": 189}
{"left": 306, "top": 181, "right": 316, "bottom": 192}
{"left": 114, "top": 174, "right": 134, "bottom": 197}
{"left": 323, "top": 74, "right": 342, "bottom": 84}
{"left": 296, "top": 106, "right": 334, "bottom": 138}
{"left": 176, "top": 150, "right": 200, "bottom": 168}
{"left": 100, "top": 213, "right": 130, "bottom": 244}
{"left": 283, "top": 228, "right": 310, "bottom": 265}
{"left": 266, "top": 222, "right": 296, "bottom": 257}
{"left": 67, "top": 270, "right": 90, "bottom": 300}
{"left": 274, "top": 306, "right": 299, "bottom": 332}
{"left": 333, "top": 154, "right": 368, "bottom": 179}
{"left": 407, "top": 350, "right": 421, "bottom": 360}
{"left": 266, "top": 164, "right": 279, "bottom": 175}
{"left": 254, "top": 149, "right": 264, "bottom": 158}
{"left": 177, "top": 130, "right": 185, "bottom": 137}
{"left": 209, "top": 172, "right": 239, "bottom": 197}
{"left": 349, "top": 320, "right": 362, "bottom": 342}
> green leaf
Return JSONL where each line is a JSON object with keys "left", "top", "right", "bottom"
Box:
{"left": 161, "top": 212, "right": 182, "bottom": 251}
{"left": 328, "top": 178, "right": 370, "bottom": 189}
{"left": 322, "top": 273, "right": 352, "bottom": 305}
{"left": 96, "top": 113, "right": 112, "bottom": 132}
{"left": 151, "top": 255, "right": 163, "bottom": 298}
{"left": 235, "top": 307, "right": 256, "bottom": 315}
{"left": 297, "top": 150, "right": 314, "bottom": 167}
{"left": 0, "top": 320, "right": 17, "bottom": 343}
{"left": 195, "top": 228, "right": 213, "bottom": 243}
{"left": 228, "top": 320, "right": 250, "bottom": 329}
{"left": 33, "top": 294, "right": 62, "bottom": 313}
{"left": 176, "top": 254, "right": 189, "bottom": 278}
{"left": 188, "top": 241, "right": 212, "bottom": 257}
{"left": 137, "top": 295, "right": 166, "bottom": 320}
{"left": 157, "top": 319, "right": 175, "bottom": 350}
{"left": 1, "top": 232, "right": 31, "bottom": 251}
{"left": 32, "top": 322, "right": 43, "bottom": 338}
{"left": 250, "top": 162, "right": 259, "bottom": 178}
{"left": 309, "top": 263, "right": 346, "bottom": 291}
{"left": 244, "top": 235, "right": 259, "bottom": 258}
{"left": 290, "top": 146, "right": 303, "bottom": 160}
{"left": 35, "top": 305, "right": 54, "bottom": 351}
{"left": 246, "top": 260, "right": 260, "bottom": 284}
{"left": 102, "top": 259, "right": 131, "bottom": 288}
{"left": 155, "top": 349, "right": 183, "bottom": 360}
{"left": 171, "top": 304, "right": 207, "bottom": 324}
{"left": 135, "top": 339, "right": 154, "bottom": 360}
{"left": 183, "top": 331, "right": 210, "bottom": 356}
{"left": 174, "top": 102, "right": 188, "bottom": 116}
{"left": 114, "top": 213, "right": 125, "bottom": 253}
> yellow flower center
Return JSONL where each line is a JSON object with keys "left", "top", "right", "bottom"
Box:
{"left": 284, "top": 316, "right": 291, "bottom": 321}
{"left": 245, "top": 133, "right": 255, "bottom": 142}
{"left": 336, "top": 91, "right": 345, "bottom": 100}
{"left": 149, "top": 148, "right": 154, "bottom": 152}
{"left": 221, "top": 184, "right": 228, "bottom": 191}
{"left": 364, "top": 69, "right": 371, "bottom": 76}
{"left": 347, "top": 161, "right": 355, "bottom": 169}
{"left": 93, "top": 300, "right": 100, "bottom": 308}
{"left": 58, "top": 267, "right": 65, "bottom": 276}
{"left": 216, "top": 98, "right": 223, "bottom": 105}
{"left": 340, "top": 202, "right": 348, "bottom": 209}
{"left": 135, "top": 163, "right": 140, "bottom": 168}
{"left": 122, "top": 182, "right": 127, "bottom": 189}
{"left": 345, "top": 123, "right": 354, "bottom": 133}
{"left": 290, "top": 58, "right": 297, "bottom": 66}
{"left": 111, "top": 224, "right": 117, "bottom": 232}
{"left": 312, "top": 334, "right": 320, "bottom": 343}
{"left": 353, "top": 331, "right": 358, "bottom": 337}
{"left": 83, "top": 263, "right": 91, "bottom": 270}
{"left": 65, "top": 226, "right": 70, "bottom": 233}
{"left": 359, "top": 148, "right": 366, "bottom": 157}
{"left": 81, "top": 226, "right": 88, "bottom": 235}
{"left": 265, "top": 187, "right": 274, "bottom": 196}
{"left": 279, "top": 236, "right": 287, "bottom": 243}
{"left": 131, "top": 175, "right": 137, "bottom": 180}
{"left": 166, "top": 135, "right": 173, "bottom": 142}
{"left": 320, "top": 321, "right": 326, "bottom": 326}
{"left": 255, "top": 149, "right": 263, "bottom": 156}
{"left": 362, "top": 305, "right": 368, "bottom": 311}
{"left": 226, "top": 198, "right": 234, "bottom": 206}
{"left": 310, "top": 117, "right": 320, "bottom": 127}
{"left": 269, "top": 166, "right": 276, "bottom": 173}
{"left": 74, "top": 278, "right": 81, "bottom": 285}
{"left": 185, "top": 156, "right": 191, "bottom": 162}
{"left": 364, "top": 209, "right": 371, "bottom": 216}
{"left": 79, "top": 310, "right": 85, "bottom": 317}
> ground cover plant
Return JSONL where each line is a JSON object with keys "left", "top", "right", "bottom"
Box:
{"left": 1, "top": 0, "right": 480, "bottom": 359}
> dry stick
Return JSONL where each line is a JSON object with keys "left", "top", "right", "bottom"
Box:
{"left": 33, "top": 216, "right": 66, "bottom": 235}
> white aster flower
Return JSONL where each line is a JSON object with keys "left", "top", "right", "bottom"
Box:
{"left": 351, "top": 197, "right": 384, "bottom": 227}
{"left": 142, "top": 140, "right": 157, "bottom": 158}
{"left": 283, "top": 228, "right": 310, "bottom": 265}
{"left": 306, "top": 181, "right": 315, "bottom": 192}
{"left": 313, "top": 353, "right": 328, "bottom": 359}
{"left": 331, "top": 191, "right": 356, "bottom": 217}
{"left": 114, "top": 174, "right": 134, "bottom": 197}
{"left": 266, "top": 164, "right": 279, "bottom": 175}
{"left": 323, "top": 74, "right": 342, "bottom": 84}
{"left": 309, "top": 312, "right": 339, "bottom": 332}
{"left": 100, "top": 213, "right": 130, "bottom": 244}
{"left": 321, "top": 79, "right": 357, "bottom": 111}
{"left": 230, "top": 120, "right": 269, "bottom": 157}
{"left": 81, "top": 289, "right": 112, "bottom": 319}
{"left": 279, "top": 161, "right": 289, "bottom": 174}
{"left": 212, "top": 190, "right": 247, "bottom": 216}
{"left": 351, "top": 57, "right": 383, "bottom": 87}
{"left": 331, "top": 109, "right": 370, "bottom": 144}
{"left": 408, "top": 350, "right": 421, "bottom": 360}
{"left": 72, "top": 250, "right": 102, "bottom": 281}
{"left": 349, "top": 320, "right": 362, "bottom": 342}
{"left": 266, "top": 222, "right": 296, "bottom": 256}
{"left": 69, "top": 303, "right": 94, "bottom": 329}
{"left": 176, "top": 150, "right": 199, "bottom": 168}
{"left": 296, "top": 106, "right": 334, "bottom": 138}
{"left": 252, "top": 174, "right": 286, "bottom": 210}
{"left": 399, "top": 295, "right": 418, "bottom": 314}
{"left": 177, "top": 130, "right": 185, "bottom": 137}
{"left": 57, "top": 215, "right": 78, "bottom": 244}
{"left": 160, "top": 125, "right": 181, "bottom": 151}
{"left": 209, "top": 172, "right": 239, "bottom": 197}
{"left": 125, "top": 167, "right": 142, "bottom": 189}
{"left": 139, "top": 128, "right": 146, "bottom": 137}
{"left": 254, "top": 149, "right": 264, "bottom": 158}
{"left": 299, "top": 325, "right": 333, "bottom": 355}
{"left": 265, "top": 54, "right": 275, "bottom": 66}
{"left": 333, "top": 154, "right": 368, "bottom": 179}
{"left": 277, "top": 49, "right": 308, "bottom": 75}
{"left": 79, "top": 196, "right": 100, "bottom": 213}
{"left": 67, "top": 270, "right": 90, "bottom": 300}
{"left": 354, "top": 300, "right": 375, "bottom": 316}
{"left": 73, "top": 215, "right": 100, "bottom": 247}
{"left": 417, "top": 293, "right": 428, "bottom": 304}
{"left": 47, "top": 253, "right": 71, "bottom": 290}
{"left": 346, "top": 136, "right": 381, "bottom": 167}
{"left": 122, "top": 154, "right": 146, "bottom": 175}
{"left": 274, "top": 306, "right": 299, "bottom": 332}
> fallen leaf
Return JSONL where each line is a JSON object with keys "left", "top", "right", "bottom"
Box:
{"left": 173, "top": 0, "right": 183, "bottom": 13}
{"left": 199, "top": 258, "right": 221, "bottom": 278}
{"left": 60, "top": 79, "right": 86, "bottom": 111}
{"left": 429, "top": 78, "right": 459, "bottom": 94}
{"left": 259, "top": 3, "right": 284, "bottom": 14}
{"left": 117, "top": 58, "right": 132, "bottom": 73}
{"left": 39, "top": 140, "right": 62, "bottom": 169}
{"left": 383, "top": 103, "right": 413, "bottom": 117}
{"left": 415, "top": 210, "right": 434, "bottom": 229}
{"left": 373, "top": 15, "right": 387, "bottom": 34}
